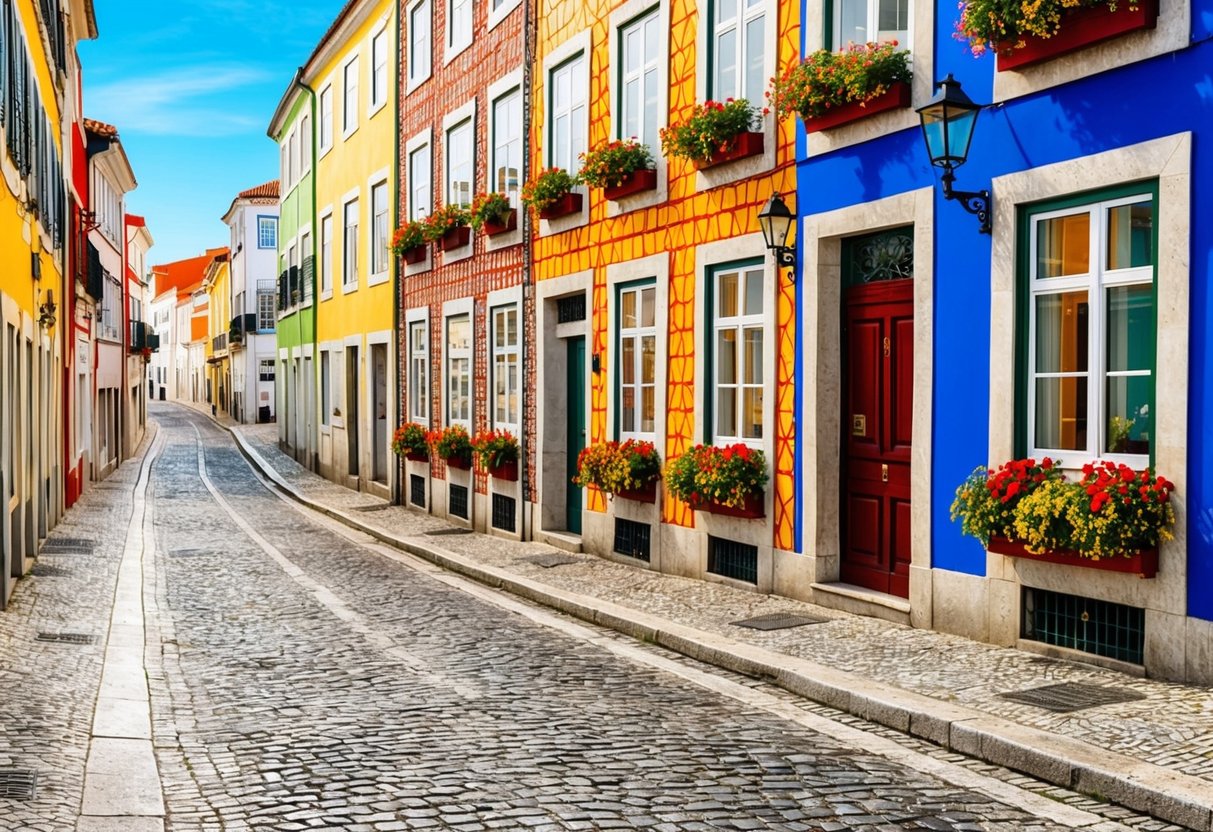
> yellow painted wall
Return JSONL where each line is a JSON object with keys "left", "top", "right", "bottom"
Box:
{"left": 531, "top": 0, "right": 800, "bottom": 548}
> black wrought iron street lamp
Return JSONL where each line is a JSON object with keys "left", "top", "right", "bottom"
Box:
{"left": 916, "top": 74, "right": 991, "bottom": 234}
{"left": 758, "top": 192, "right": 796, "bottom": 277}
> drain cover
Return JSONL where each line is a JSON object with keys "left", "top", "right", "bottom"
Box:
{"left": 523, "top": 553, "right": 581, "bottom": 568}
{"left": 999, "top": 682, "right": 1146, "bottom": 713}
{"left": 44, "top": 537, "right": 94, "bottom": 548}
{"left": 424, "top": 528, "right": 474, "bottom": 536}
{"left": 0, "top": 769, "right": 37, "bottom": 800}
{"left": 30, "top": 563, "right": 71, "bottom": 577}
{"left": 732, "top": 613, "right": 828, "bottom": 630}
{"left": 35, "top": 632, "right": 98, "bottom": 645}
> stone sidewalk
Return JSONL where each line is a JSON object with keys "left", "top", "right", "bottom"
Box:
{"left": 212, "top": 413, "right": 1213, "bottom": 831}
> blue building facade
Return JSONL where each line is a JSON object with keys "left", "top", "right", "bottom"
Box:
{"left": 793, "top": 0, "right": 1211, "bottom": 681}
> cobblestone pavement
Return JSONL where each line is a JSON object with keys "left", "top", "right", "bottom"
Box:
{"left": 134, "top": 403, "right": 1184, "bottom": 831}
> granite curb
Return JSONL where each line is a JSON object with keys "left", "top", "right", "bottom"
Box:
{"left": 207, "top": 414, "right": 1212, "bottom": 831}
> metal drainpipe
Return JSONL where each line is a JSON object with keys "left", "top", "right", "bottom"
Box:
{"left": 392, "top": 5, "right": 403, "bottom": 506}
{"left": 519, "top": 0, "right": 534, "bottom": 538}
{"left": 298, "top": 72, "right": 319, "bottom": 471}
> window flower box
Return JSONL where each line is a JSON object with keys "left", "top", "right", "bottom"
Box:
{"left": 694, "top": 131, "right": 765, "bottom": 169}
{"left": 987, "top": 536, "right": 1158, "bottom": 579}
{"left": 803, "top": 81, "right": 911, "bottom": 133}
{"left": 995, "top": 0, "right": 1159, "bottom": 70}
{"left": 692, "top": 493, "right": 765, "bottom": 519}
{"left": 440, "top": 226, "right": 471, "bottom": 251}
{"left": 445, "top": 454, "right": 472, "bottom": 470}
{"left": 574, "top": 440, "right": 662, "bottom": 501}
{"left": 473, "top": 429, "right": 519, "bottom": 480}
{"left": 401, "top": 244, "right": 428, "bottom": 265}
{"left": 405, "top": 450, "right": 429, "bottom": 462}
{"left": 482, "top": 209, "right": 517, "bottom": 236}
{"left": 614, "top": 481, "right": 658, "bottom": 503}
{"left": 602, "top": 168, "right": 658, "bottom": 200}
{"left": 434, "top": 425, "right": 473, "bottom": 469}
{"left": 489, "top": 460, "right": 518, "bottom": 481}
{"left": 538, "top": 193, "right": 583, "bottom": 220}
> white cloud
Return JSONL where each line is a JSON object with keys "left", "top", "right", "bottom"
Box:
{"left": 87, "top": 66, "right": 273, "bottom": 136}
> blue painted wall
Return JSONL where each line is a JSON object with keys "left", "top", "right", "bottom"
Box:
{"left": 795, "top": 0, "right": 1213, "bottom": 618}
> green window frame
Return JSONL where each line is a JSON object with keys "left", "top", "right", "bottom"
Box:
{"left": 615, "top": 278, "right": 658, "bottom": 441}
{"left": 704, "top": 258, "right": 765, "bottom": 444}
{"left": 1014, "top": 179, "right": 1160, "bottom": 466}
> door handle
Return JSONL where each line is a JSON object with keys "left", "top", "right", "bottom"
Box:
{"left": 883, "top": 336, "right": 890, "bottom": 358}
{"left": 881, "top": 464, "right": 889, "bottom": 483}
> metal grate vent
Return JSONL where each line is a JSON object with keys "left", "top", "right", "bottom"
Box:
{"left": 524, "top": 553, "right": 581, "bottom": 568}
{"left": 708, "top": 536, "right": 758, "bottom": 584}
{"left": 35, "top": 632, "right": 98, "bottom": 645}
{"left": 425, "top": 527, "right": 473, "bottom": 536}
{"left": 449, "top": 484, "right": 469, "bottom": 520}
{"left": 613, "top": 518, "right": 651, "bottom": 562}
{"left": 42, "top": 537, "right": 94, "bottom": 548}
{"left": 410, "top": 474, "right": 426, "bottom": 507}
{"left": 492, "top": 494, "right": 516, "bottom": 533}
{"left": 0, "top": 769, "right": 37, "bottom": 800}
{"left": 732, "top": 613, "right": 827, "bottom": 631}
{"left": 999, "top": 682, "right": 1146, "bottom": 713}
{"left": 557, "top": 294, "right": 587, "bottom": 323}
{"left": 1023, "top": 587, "right": 1145, "bottom": 665}
{"left": 31, "top": 563, "right": 71, "bottom": 577}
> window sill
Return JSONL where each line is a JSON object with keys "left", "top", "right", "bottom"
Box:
{"left": 444, "top": 37, "right": 472, "bottom": 67}
{"left": 341, "top": 123, "right": 360, "bottom": 142}
{"left": 406, "top": 73, "right": 431, "bottom": 96}
{"left": 320, "top": 290, "right": 334, "bottom": 301}
{"left": 404, "top": 250, "right": 433, "bottom": 276}
{"left": 486, "top": 0, "right": 522, "bottom": 30}
{"left": 367, "top": 271, "right": 390, "bottom": 287}
{"left": 340, "top": 281, "right": 359, "bottom": 295}
{"left": 368, "top": 98, "right": 388, "bottom": 119}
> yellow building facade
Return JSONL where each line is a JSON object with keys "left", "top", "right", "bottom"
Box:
{"left": 1, "top": 0, "right": 76, "bottom": 604}
{"left": 295, "top": 0, "right": 397, "bottom": 499}
{"left": 204, "top": 254, "right": 231, "bottom": 414}
{"left": 529, "top": 0, "right": 800, "bottom": 587}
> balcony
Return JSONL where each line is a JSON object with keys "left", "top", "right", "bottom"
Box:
{"left": 129, "top": 320, "right": 148, "bottom": 352}
{"left": 229, "top": 313, "right": 257, "bottom": 345}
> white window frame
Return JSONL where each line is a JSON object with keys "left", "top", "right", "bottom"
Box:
{"left": 257, "top": 216, "right": 278, "bottom": 249}
{"left": 280, "top": 140, "right": 289, "bottom": 191}
{"left": 320, "top": 349, "right": 332, "bottom": 427}
{"left": 406, "top": 309, "right": 430, "bottom": 425}
{"left": 300, "top": 227, "right": 314, "bottom": 305}
{"left": 490, "top": 302, "right": 520, "bottom": 433}
{"left": 319, "top": 208, "right": 334, "bottom": 299}
{"left": 319, "top": 83, "right": 334, "bottom": 154}
{"left": 617, "top": 7, "right": 661, "bottom": 156}
{"left": 342, "top": 192, "right": 360, "bottom": 292}
{"left": 445, "top": 116, "right": 474, "bottom": 209}
{"left": 546, "top": 52, "right": 588, "bottom": 173}
{"left": 490, "top": 83, "right": 523, "bottom": 208}
{"left": 446, "top": 0, "right": 473, "bottom": 63}
{"left": 444, "top": 310, "right": 473, "bottom": 428}
{"left": 342, "top": 54, "right": 360, "bottom": 139}
{"left": 369, "top": 24, "right": 390, "bottom": 115}
{"left": 368, "top": 174, "right": 391, "bottom": 285}
{"left": 288, "top": 126, "right": 299, "bottom": 188}
{"left": 1026, "top": 192, "right": 1155, "bottom": 467}
{"left": 831, "top": 0, "right": 910, "bottom": 50}
{"left": 711, "top": 261, "right": 766, "bottom": 445}
{"left": 300, "top": 112, "right": 312, "bottom": 176}
{"left": 407, "top": 0, "right": 433, "bottom": 92}
{"left": 711, "top": 0, "right": 767, "bottom": 107}
{"left": 617, "top": 281, "right": 658, "bottom": 442}
{"left": 487, "top": 0, "right": 522, "bottom": 30}
{"left": 407, "top": 136, "right": 433, "bottom": 221}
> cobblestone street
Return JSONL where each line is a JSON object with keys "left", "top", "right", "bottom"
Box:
{"left": 0, "top": 406, "right": 1194, "bottom": 830}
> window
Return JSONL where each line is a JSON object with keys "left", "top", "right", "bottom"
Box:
{"left": 492, "top": 89, "right": 523, "bottom": 206}
{"left": 549, "top": 54, "right": 587, "bottom": 172}
{"left": 712, "top": 262, "right": 764, "bottom": 442}
{"left": 713, "top": 0, "right": 765, "bottom": 108}
{"left": 343, "top": 57, "right": 359, "bottom": 134}
{"left": 321, "top": 351, "right": 332, "bottom": 425}
{"left": 301, "top": 231, "right": 313, "bottom": 302}
{"left": 258, "top": 216, "right": 277, "bottom": 249}
{"left": 371, "top": 28, "right": 389, "bottom": 111}
{"left": 259, "top": 359, "right": 276, "bottom": 381}
{"left": 618, "top": 282, "right": 657, "bottom": 439}
{"left": 408, "top": 0, "right": 432, "bottom": 87}
{"left": 492, "top": 305, "right": 520, "bottom": 429}
{"left": 446, "top": 315, "right": 471, "bottom": 425}
{"left": 409, "top": 144, "right": 432, "bottom": 219}
{"left": 1025, "top": 191, "right": 1156, "bottom": 462}
{"left": 619, "top": 10, "right": 661, "bottom": 156}
{"left": 280, "top": 141, "right": 288, "bottom": 189}
{"left": 320, "top": 85, "right": 334, "bottom": 151}
{"left": 258, "top": 287, "right": 276, "bottom": 331}
{"left": 446, "top": 119, "right": 473, "bottom": 207}
{"left": 371, "top": 182, "right": 389, "bottom": 275}
{"left": 833, "top": 0, "right": 908, "bottom": 48}
{"left": 289, "top": 128, "right": 299, "bottom": 187}
{"left": 300, "top": 113, "right": 312, "bottom": 174}
{"left": 287, "top": 242, "right": 298, "bottom": 303}
{"left": 343, "top": 199, "right": 359, "bottom": 287}
{"left": 448, "top": 0, "right": 472, "bottom": 54}
{"left": 320, "top": 213, "right": 333, "bottom": 295}
{"left": 409, "top": 320, "right": 429, "bottom": 423}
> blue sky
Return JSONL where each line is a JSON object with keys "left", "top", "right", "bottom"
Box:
{"left": 80, "top": 0, "right": 342, "bottom": 267}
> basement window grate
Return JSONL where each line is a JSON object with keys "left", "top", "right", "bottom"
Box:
{"left": 1022, "top": 587, "right": 1145, "bottom": 665}
{"left": 613, "top": 518, "right": 651, "bottom": 562}
{"left": 0, "top": 769, "right": 37, "bottom": 800}
{"left": 732, "top": 613, "right": 827, "bottom": 631}
{"left": 999, "top": 682, "right": 1146, "bottom": 713}
{"left": 708, "top": 536, "right": 758, "bottom": 584}
{"left": 557, "top": 294, "right": 587, "bottom": 324}
{"left": 449, "top": 484, "right": 469, "bottom": 520}
{"left": 492, "top": 494, "right": 516, "bottom": 533}
{"left": 35, "top": 632, "right": 98, "bottom": 645}
{"left": 410, "top": 474, "right": 426, "bottom": 507}
{"left": 30, "top": 563, "right": 71, "bottom": 577}
{"left": 42, "top": 537, "right": 94, "bottom": 549}
{"left": 524, "top": 553, "right": 581, "bottom": 568}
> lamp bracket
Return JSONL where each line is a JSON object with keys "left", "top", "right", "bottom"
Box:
{"left": 941, "top": 170, "right": 992, "bottom": 234}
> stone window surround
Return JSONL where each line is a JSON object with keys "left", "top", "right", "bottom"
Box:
{"left": 692, "top": 0, "right": 778, "bottom": 192}
{"left": 442, "top": 98, "right": 478, "bottom": 264}
{"left": 318, "top": 81, "right": 335, "bottom": 158}
{"left": 604, "top": 253, "right": 670, "bottom": 453}
{"left": 404, "top": 128, "right": 434, "bottom": 276}
{"left": 339, "top": 186, "right": 361, "bottom": 295}
{"left": 606, "top": 0, "right": 671, "bottom": 216}
{"left": 487, "top": 0, "right": 522, "bottom": 31}
{"left": 799, "top": 187, "right": 935, "bottom": 623}
{"left": 487, "top": 285, "right": 523, "bottom": 436}
{"left": 318, "top": 207, "right": 335, "bottom": 300}
{"left": 445, "top": 0, "right": 474, "bottom": 65}
{"left": 985, "top": 133, "right": 1191, "bottom": 664}
{"left": 442, "top": 297, "right": 476, "bottom": 431}
{"left": 539, "top": 29, "right": 592, "bottom": 237}
{"left": 406, "top": 0, "right": 433, "bottom": 94}
{"left": 405, "top": 306, "right": 431, "bottom": 426}
{"left": 366, "top": 168, "right": 392, "bottom": 287}
{"left": 341, "top": 52, "right": 360, "bottom": 141}
{"left": 802, "top": 0, "right": 934, "bottom": 157}
{"left": 367, "top": 15, "right": 392, "bottom": 118}
{"left": 364, "top": 328, "right": 394, "bottom": 496}
{"left": 486, "top": 68, "right": 525, "bottom": 251}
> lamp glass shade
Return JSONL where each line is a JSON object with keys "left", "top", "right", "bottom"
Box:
{"left": 916, "top": 75, "right": 981, "bottom": 169}
{"left": 758, "top": 194, "right": 794, "bottom": 252}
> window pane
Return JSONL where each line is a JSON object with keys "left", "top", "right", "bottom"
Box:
{"left": 641, "top": 386, "right": 655, "bottom": 432}
{"left": 641, "top": 336, "right": 655, "bottom": 383}
{"left": 622, "top": 387, "right": 635, "bottom": 432}
{"left": 623, "top": 78, "right": 639, "bottom": 138}
{"left": 448, "top": 317, "right": 470, "bottom": 348}
{"left": 837, "top": 0, "right": 866, "bottom": 45}
{"left": 744, "top": 328, "right": 762, "bottom": 384}
{"left": 641, "top": 288, "right": 655, "bottom": 327}
{"left": 744, "top": 269, "right": 763, "bottom": 315}
{"left": 716, "top": 0, "right": 737, "bottom": 24}
{"left": 742, "top": 387, "right": 762, "bottom": 439}
{"left": 624, "top": 26, "right": 640, "bottom": 72}
{"left": 1106, "top": 200, "right": 1153, "bottom": 270}
{"left": 744, "top": 16, "right": 764, "bottom": 107}
{"left": 718, "top": 329, "right": 737, "bottom": 383}
{"left": 642, "top": 68, "right": 658, "bottom": 152}
{"left": 621, "top": 291, "right": 637, "bottom": 328}
{"left": 878, "top": 0, "right": 908, "bottom": 33}
{"left": 1106, "top": 376, "right": 1151, "bottom": 455}
{"left": 718, "top": 387, "right": 737, "bottom": 437}
{"left": 1036, "top": 212, "right": 1090, "bottom": 278}
{"left": 715, "top": 27, "right": 736, "bottom": 99}
{"left": 719, "top": 271, "right": 738, "bottom": 318}
{"left": 1035, "top": 376, "right": 1088, "bottom": 450}
{"left": 621, "top": 337, "right": 635, "bottom": 384}
{"left": 1106, "top": 284, "right": 1153, "bottom": 373}
{"left": 1035, "top": 292, "right": 1088, "bottom": 373}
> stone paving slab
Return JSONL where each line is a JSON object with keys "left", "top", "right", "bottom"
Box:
{"left": 220, "top": 415, "right": 1213, "bottom": 830}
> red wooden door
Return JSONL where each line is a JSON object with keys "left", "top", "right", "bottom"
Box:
{"left": 841, "top": 279, "right": 914, "bottom": 598}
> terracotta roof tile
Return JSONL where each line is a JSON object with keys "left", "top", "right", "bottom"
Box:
{"left": 238, "top": 180, "right": 280, "bottom": 200}
{"left": 83, "top": 118, "right": 118, "bottom": 139}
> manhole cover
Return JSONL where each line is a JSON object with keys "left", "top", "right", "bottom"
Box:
{"left": 731, "top": 613, "right": 828, "bottom": 630}
{"left": 350, "top": 503, "right": 390, "bottom": 512}
{"left": 35, "top": 632, "right": 98, "bottom": 645}
{"left": 30, "top": 563, "right": 71, "bottom": 577}
{"left": 523, "top": 553, "right": 581, "bottom": 568}
{"left": 424, "top": 528, "right": 474, "bottom": 536}
{"left": 998, "top": 682, "right": 1146, "bottom": 713}
{"left": 0, "top": 769, "right": 37, "bottom": 800}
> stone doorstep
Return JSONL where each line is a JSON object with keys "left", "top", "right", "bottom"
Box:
{"left": 220, "top": 423, "right": 1213, "bottom": 832}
